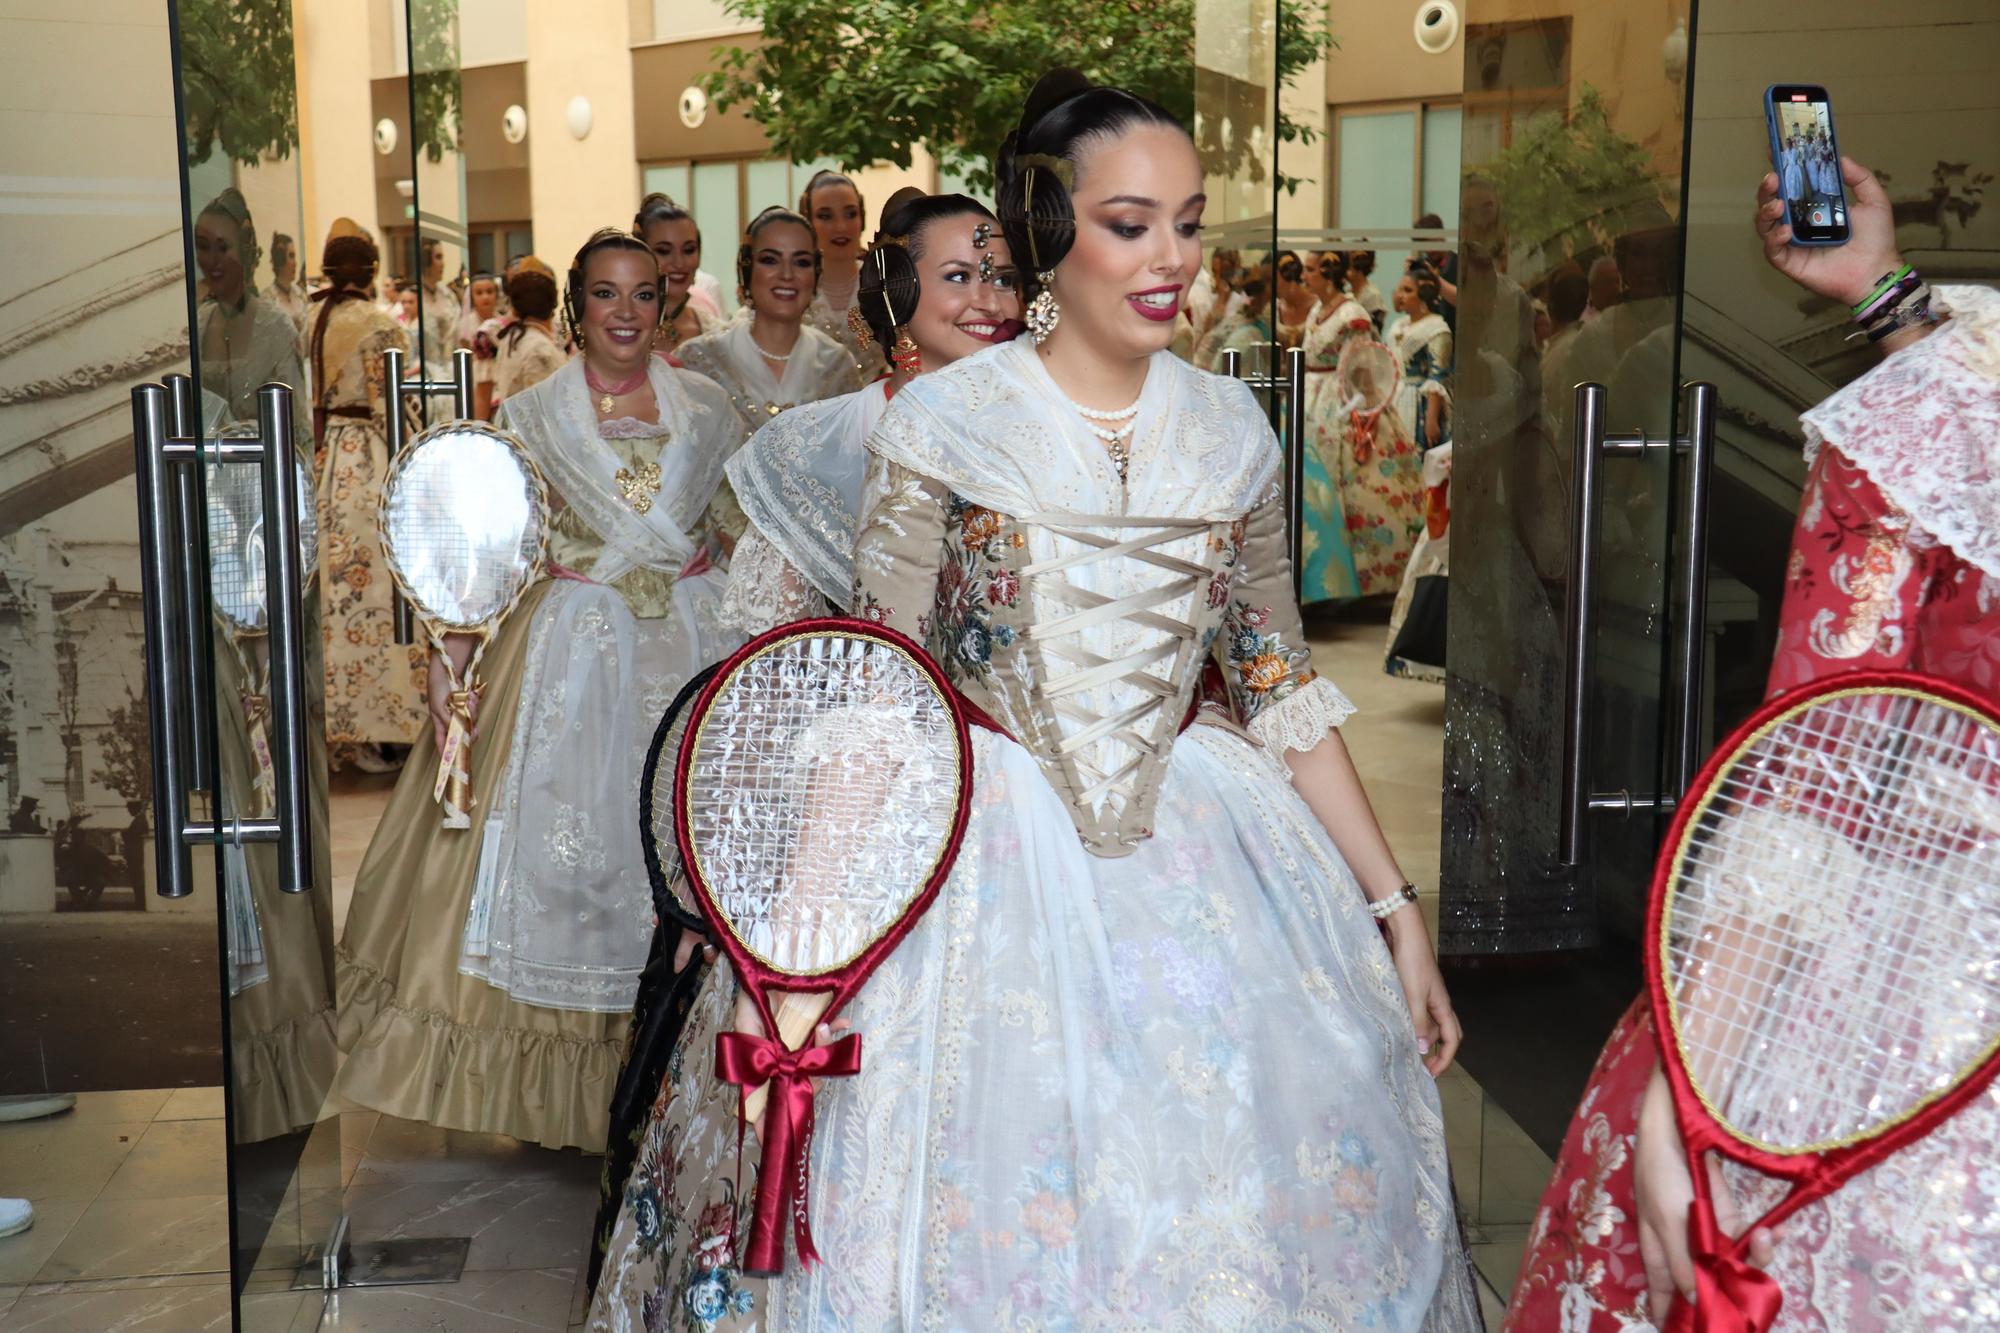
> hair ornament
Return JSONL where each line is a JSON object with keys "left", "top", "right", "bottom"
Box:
{"left": 978, "top": 252, "right": 997, "bottom": 282}
{"left": 972, "top": 223, "right": 992, "bottom": 249}
{"left": 1015, "top": 153, "right": 1076, "bottom": 191}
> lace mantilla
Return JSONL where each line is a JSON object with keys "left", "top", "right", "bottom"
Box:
{"left": 724, "top": 382, "right": 888, "bottom": 606}
{"left": 716, "top": 526, "right": 827, "bottom": 635}
{"left": 1246, "top": 674, "right": 1358, "bottom": 773}
{"left": 1800, "top": 284, "right": 2000, "bottom": 580}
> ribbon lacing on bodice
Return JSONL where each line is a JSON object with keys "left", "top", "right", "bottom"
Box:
{"left": 1013, "top": 509, "right": 1222, "bottom": 857}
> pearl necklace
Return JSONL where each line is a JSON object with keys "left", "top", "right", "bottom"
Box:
{"left": 749, "top": 331, "right": 794, "bottom": 362}
{"left": 1059, "top": 391, "right": 1141, "bottom": 479}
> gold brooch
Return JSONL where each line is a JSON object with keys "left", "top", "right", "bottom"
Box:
{"left": 615, "top": 460, "right": 663, "bottom": 514}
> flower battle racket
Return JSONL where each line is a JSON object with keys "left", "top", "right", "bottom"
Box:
{"left": 1646, "top": 671, "right": 2000, "bottom": 1331}
{"left": 378, "top": 421, "right": 548, "bottom": 828}
{"left": 669, "top": 617, "right": 972, "bottom": 1276}
{"left": 1335, "top": 336, "right": 1401, "bottom": 462}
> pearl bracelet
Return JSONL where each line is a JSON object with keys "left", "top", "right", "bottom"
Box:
{"left": 1367, "top": 883, "right": 1420, "bottom": 921}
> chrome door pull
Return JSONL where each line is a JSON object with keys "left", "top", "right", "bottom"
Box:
{"left": 1215, "top": 347, "right": 1309, "bottom": 599}
{"left": 1558, "top": 380, "right": 1718, "bottom": 869}
{"left": 161, "top": 374, "right": 216, "bottom": 797}
{"left": 131, "top": 381, "right": 316, "bottom": 896}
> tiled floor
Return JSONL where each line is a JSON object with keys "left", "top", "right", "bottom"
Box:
{"left": 1, "top": 616, "right": 1552, "bottom": 1330}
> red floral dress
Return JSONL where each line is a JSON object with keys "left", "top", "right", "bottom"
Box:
{"left": 1503, "top": 444, "right": 2000, "bottom": 1331}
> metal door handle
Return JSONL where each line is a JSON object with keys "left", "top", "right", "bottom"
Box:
{"left": 1557, "top": 380, "right": 1718, "bottom": 869}
{"left": 1215, "top": 348, "right": 1308, "bottom": 598}
{"left": 386, "top": 347, "right": 475, "bottom": 643}
{"left": 130, "top": 381, "right": 316, "bottom": 896}
{"left": 160, "top": 374, "right": 215, "bottom": 796}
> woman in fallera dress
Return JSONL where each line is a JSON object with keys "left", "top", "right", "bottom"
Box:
{"left": 1295, "top": 250, "right": 1366, "bottom": 604}
{"left": 307, "top": 228, "right": 427, "bottom": 768}
{"left": 333, "top": 229, "right": 747, "bottom": 1153}
{"left": 797, "top": 168, "right": 875, "bottom": 379}
{"left": 582, "top": 186, "right": 1023, "bottom": 1299}
{"left": 716, "top": 187, "right": 1024, "bottom": 635}
{"left": 674, "top": 206, "right": 865, "bottom": 446}
{"left": 590, "top": 69, "right": 1481, "bottom": 1331}
{"left": 636, "top": 192, "right": 725, "bottom": 360}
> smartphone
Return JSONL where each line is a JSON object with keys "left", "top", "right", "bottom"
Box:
{"left": 1764, "top": 84, "right": 1850, "bottom": 246}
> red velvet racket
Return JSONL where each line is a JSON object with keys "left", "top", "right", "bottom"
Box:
{"left": 668, "top": 617, "right": 973, "bottom": 1276}
{"left": 1645, "top": 670, "right": 2000, "bottom": 1330}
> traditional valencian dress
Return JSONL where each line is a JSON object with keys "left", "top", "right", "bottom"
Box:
{"left": 334, "top": 357, "right": 746, "bottom": 1152}
{"left": 1383, "top": 312, "right": 1454, "bottom": 682}
{"left": 1306, "top": 294, "right": 1425, "bottom": 603}
{"left": 1505, "top": 285, "right": 2000, "bottom": 1332}
{"left": 676, "top": 321, "right": 863, "bottom": 442}
{"left": 590, "top": 339, "right": 1481, "bottom": 1329}
{"left": 310, "top": 294, "right": 427, "bottom": 753}
{"left": 716, "top": 378, "right": 892, "bottom": 632}
{"left": 804, "top": 285, "right": 874, "bottom": 386}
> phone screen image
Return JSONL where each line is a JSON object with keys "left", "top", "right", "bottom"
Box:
{"left": 1769, "top": 86, "right": 1849, "bottom": 244}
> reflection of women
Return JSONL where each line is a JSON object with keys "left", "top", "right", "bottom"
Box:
{"left": 718, "top": 190, "right": 1023, "bottom": 634}
{"left": 309, "top": 229, "right": 426, "bottom": 767}
{"left": 195, "top": 191, "right": 306, "bottom": 426}
{"left": 590, "top": 71, "right": 1477, "bottom": 1328}
{"left": 489, "top": 265, "right": 565, "bottom": 409}
{"left": 267, "top": 231, "right": 307, "bottom": 339}
{"left": 1295, "top": 250, "right": 1362, "bottom": 603}
{"left": 587, "top": 189, "right": 1023, "bottom": 1293}
{"left": 1273, "top": 249, "right": 1315, "bottom": 352}
{"left": 674, "top": 206, "right": 865, "bottom": 444}
{"left": 636, "top": 193, "right": 725, "bottom": 358}
{"left": 1393, "top": 272, "right": 1453, "bottom": 453}
{"left": 335, "top": 230, "right": 748, "bottom": 1151}
{"left": 1506, "top": 167, "right": 1983, "bottom": 1333}
{"left": 797, "top": 169, "right": 874, "bottom": 379}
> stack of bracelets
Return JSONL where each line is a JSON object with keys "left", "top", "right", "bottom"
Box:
{"left": 1850, "top": 262, "right": 1938, "bottom": 344}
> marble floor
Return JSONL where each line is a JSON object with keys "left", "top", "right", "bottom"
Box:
{"left": 0, "top": 615, "right": 1549, "bottom": 1330}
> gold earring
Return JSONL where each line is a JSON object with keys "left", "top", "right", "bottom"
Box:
{"left": 1026, "top": 272, "right": 1060, "bottom": 345}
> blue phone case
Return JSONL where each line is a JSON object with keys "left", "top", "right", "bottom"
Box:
{"left": 1764, "top": 84, "right": 1849, "bottom": 247}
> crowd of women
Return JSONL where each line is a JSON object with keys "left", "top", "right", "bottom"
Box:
{"left": 178, "top": 61, "right": 2000, "bottom": 1331}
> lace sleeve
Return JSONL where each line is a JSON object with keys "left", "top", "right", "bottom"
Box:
{"left": 718, "top": 525, "right": 829, "bottom": 636}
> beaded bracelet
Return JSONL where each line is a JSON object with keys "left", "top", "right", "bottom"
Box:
{"left": 1367, "top": 883, "right": 1421, "bottom": 921}
{"left": 1850, "top": 263, "right": 1914, "bottom": 320}
{"left": 1864, "top": 282, "right": 1936, "bottom": 343}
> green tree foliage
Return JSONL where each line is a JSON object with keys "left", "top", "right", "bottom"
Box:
{"left": 93, "top": 687, "right": 152, "bottom": 807}
{"left": 177, "top": 0, "right": 299, "bottom": 167}
{"left": 1477, "top": 85, "right": 1669, "bottom": 263}
{"left": 702, "top": 0, "right": 1333, "bottom": 195}
{"left": 177, "top": 0, "right": 460, "bottom": 167}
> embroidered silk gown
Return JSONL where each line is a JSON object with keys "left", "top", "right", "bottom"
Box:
{"left": 310, "top": 296, "right": 427, "bottom": 753}
{"left": 1504, "top": 286, "right": 2000, "bottom": 1333}
{"left": 589, "top": 340, "right": 1481, "bottom": 1329}
{"left": 334, "top": 357, "right": 746, "bottom": 1151}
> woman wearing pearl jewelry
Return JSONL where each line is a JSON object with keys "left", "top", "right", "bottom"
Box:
{"left": 588, "top": 70, "right": 1478, "bottom": 1331}
{"left": 674, "top": 206, "right": 865, "bottom": 446}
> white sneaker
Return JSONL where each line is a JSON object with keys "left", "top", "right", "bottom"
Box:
{"left": 0, "top": 1197, "right": 31, "bottom": 1239}
{"left": 0, "top": 1093, "right": 75, "bottom": 1122}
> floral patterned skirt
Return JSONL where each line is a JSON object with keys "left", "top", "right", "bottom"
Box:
{"left": 1505, "top": 996, "right": 2000, "bottom": 1332}
{"left": 588, "top": 726, "right": 1482, "bottom": 1331}
{"left": 317, "top": 418, "right": 425, "bottom": 751}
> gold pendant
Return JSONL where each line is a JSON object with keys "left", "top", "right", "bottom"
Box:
{"left": 614, "top": 460, "right": 663, "bottom": 514}
{"left": 599, "top": 393, "right": 616, "bottom": 414}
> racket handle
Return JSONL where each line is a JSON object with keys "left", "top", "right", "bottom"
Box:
{"left": 741, "top": 992, "right": 834, "bottom": 1126}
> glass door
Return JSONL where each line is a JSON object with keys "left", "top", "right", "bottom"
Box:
{"left": 1438, "top": 0, "right": 1701, "bottom": 1161}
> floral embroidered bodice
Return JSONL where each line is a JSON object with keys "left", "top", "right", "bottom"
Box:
{"left": 853, "top": 341, "right": 1354, "bottom": 856}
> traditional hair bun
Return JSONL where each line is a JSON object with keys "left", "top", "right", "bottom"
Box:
{"left": 855, "top": 190, "right": 1001, "bottom": 371}
{"left": 321, "top": 234, "right": 378, "bottom": 291}
{"left": 995, "top": 67, "right": 1182, "bottom": 307}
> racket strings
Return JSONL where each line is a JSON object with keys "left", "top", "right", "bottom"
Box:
{"left": 383, "top": 433, "right": 542, "bottom": 625}
{"left": 206, "top": 457, "right": 316, "bottom": 632}
{"left": 684, "top": 634, "right": 960, "bottom": 974}
{"left": 1668, "top": 691, "right": 2000, "bottom": 1152}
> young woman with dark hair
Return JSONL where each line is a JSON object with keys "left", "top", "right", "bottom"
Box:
{"left": 635, "top": 192, "right": 725, "bottom": 356}
{"left": 589, "top": 71, "right": 1479, "bottom": 1330}
{"left": 796, "top": 168, "right": 874, "bottom": 377}
{"left": 334, "top": 228, "right": 749, "bottom": 1153}
{"left": 674, "top": 206, "right": 863, "bottom": 443}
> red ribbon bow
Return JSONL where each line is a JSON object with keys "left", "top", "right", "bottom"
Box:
{"left": 1667, "top": 1195, "right": 1785, "bottom": 1333}
{"left": 714, "top": 1028, "right": 864, "bottom": 1274}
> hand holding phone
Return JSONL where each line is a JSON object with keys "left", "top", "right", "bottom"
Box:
{"left": 1764, "top": 85, "right": 1849, "bottom": 245}
{"left": 1755, "top": 158, "right": 1905, "bottom": 309}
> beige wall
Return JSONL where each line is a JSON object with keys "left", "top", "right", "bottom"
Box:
{"left": 297, "top": 0, "right": 384, "bottom": 272}
{"left": 526, "top": 0, "right": 641, "bottom": 265}
{"left": 1325, "top": 0, "right": 1464, "bottom": 106}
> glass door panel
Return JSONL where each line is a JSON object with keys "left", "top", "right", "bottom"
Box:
{"left": 1439, "top": 0, "right": 1696, "bottom": 1158}
{"left": 162, "top": 0, "right": 342, "bottom": 1319}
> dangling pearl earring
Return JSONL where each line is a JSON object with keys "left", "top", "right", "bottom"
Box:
{"left": 1026, "top": 272, "right": 1060, "bottom": 346}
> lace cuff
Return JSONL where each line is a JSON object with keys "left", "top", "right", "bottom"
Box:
{"left": 1248, "top": 675, "right": 1358, "bottom": 771}
{"left": 718, "top": 526, "right": 826, "bottom": 636}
